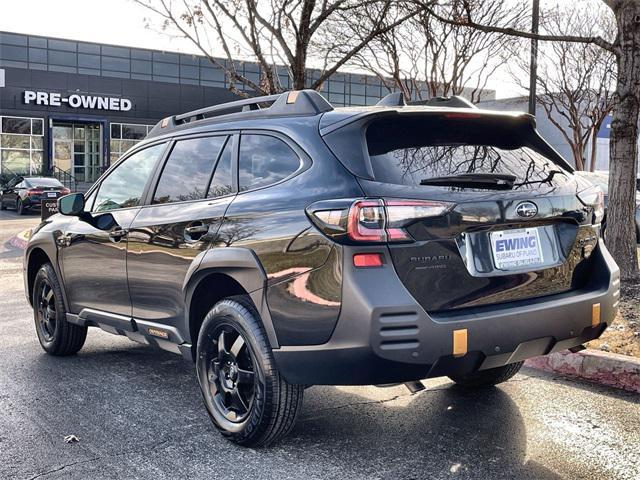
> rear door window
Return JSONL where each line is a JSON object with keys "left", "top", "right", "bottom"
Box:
{"left": 366, "top": 116, "right": 570, "bottom": 190}
{"left": 153, "top": 136, "right": 227, "bottom": 204}
{"left": 238, "top": 134, "right": 300, "bottom": 191}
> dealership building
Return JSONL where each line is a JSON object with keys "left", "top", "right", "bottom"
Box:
{"left": 0, "top": 31, "right": 443, "bottom": 189}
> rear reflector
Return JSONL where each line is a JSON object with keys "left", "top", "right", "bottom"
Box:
{"left": 452, "top": 329, "right": 468, "bottom": 357}
{"left": 592, "top": 303, "right": 601, "bottom": 327}
{"left": 353, "top": 253, "right": 383, "bottom": 267}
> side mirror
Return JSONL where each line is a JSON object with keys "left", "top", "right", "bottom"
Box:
{"left": 58, "top": 193, "right": 85, "bottom": 216}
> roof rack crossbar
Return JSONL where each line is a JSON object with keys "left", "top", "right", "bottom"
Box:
{"left": 174, "top": 94, "right": 281, "bottom": 124}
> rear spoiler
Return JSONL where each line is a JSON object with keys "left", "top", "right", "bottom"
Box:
{"left": 320, "top": 109, "right": 573, "bottom": 180}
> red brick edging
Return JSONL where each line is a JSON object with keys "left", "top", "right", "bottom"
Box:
{"left": 525, "top": 350, "right": 640, "bottom": 393}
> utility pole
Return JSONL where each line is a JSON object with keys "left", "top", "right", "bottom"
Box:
{"left": 528, "top": 0, "right": 540, "bottom": 116}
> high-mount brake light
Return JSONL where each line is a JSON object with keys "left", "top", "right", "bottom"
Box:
{"left": 442, "top": 112, "right": 482, "bottom": 119}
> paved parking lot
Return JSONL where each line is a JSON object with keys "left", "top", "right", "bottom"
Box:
{"left": 0, "top": 209, "right": 638, "bottom": 480}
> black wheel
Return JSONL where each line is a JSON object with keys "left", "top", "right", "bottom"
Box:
{"left": 0, "top": 196, "right": 5, "bottom": 210}
{"left": 196, "top": 295, "right": 304, "bottom": 447}
{"left": 448, "top": 362, "right": 523, "bottom": 388}
{"left": 33, "top": 263, "right": 87, "bottom": 355}
{"left": 16, "top": 198, "right": 25, "bottom": 215}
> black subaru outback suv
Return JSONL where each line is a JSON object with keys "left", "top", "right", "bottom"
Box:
{"left": 24, "top": 90, "right": 619, "bottom": 446}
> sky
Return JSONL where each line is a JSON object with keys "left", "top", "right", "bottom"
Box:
{"left": 0, "top": 0, "right": 524, "bottom": 99}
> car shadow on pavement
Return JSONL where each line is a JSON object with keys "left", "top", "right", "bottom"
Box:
{"left": 13, "top": 343, "right": 560, "bottom": 479}
{"left": 291, "top": 383, "right": 563, "bottom": 479}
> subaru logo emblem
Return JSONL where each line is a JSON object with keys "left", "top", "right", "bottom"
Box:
{"left": 516, "top": 201, "right": 538, "bottom": 218}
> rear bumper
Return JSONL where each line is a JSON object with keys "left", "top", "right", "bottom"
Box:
{"left": 21, "top": 197, "right": 41, "bottom": 209}
{"left": 273, "top": 241, "right": 620, "bottom": 385}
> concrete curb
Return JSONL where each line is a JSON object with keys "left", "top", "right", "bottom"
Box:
{"left": 7, "top": 228, "right": 32, "bottom": 251}
{"left": 525, "top": 350, "right": 640, "bottom": 393}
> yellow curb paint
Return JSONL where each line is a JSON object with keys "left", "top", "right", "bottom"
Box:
{"left": 17, "top": 229, "right": 32, "bottom": 241}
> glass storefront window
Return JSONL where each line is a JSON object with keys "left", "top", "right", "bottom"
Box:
{"left": 109, "top": 122, "right": 153, "bottom": 162}
{"left": 0, "top": 116, "right": 45, "bottom": 176}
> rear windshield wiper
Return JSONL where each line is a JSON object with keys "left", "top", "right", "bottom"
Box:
{"left": 420, "top": 173, "right": 516, "bottom": 190}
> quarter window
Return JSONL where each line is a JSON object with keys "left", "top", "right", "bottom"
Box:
{"left": 238, "top": 135, "right": 300, "bottom": 191}
{"left": 208, "top": 138, "right": 234, "bottom": 198}
{"left": 153, "top": 136, "right": 227, "bottom": 204}
{"left": 94, "top": 143, "right": 165, "bottom": 212}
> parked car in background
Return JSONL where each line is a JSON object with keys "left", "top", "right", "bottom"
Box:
{"left": 0, "top": 177, "right": 70, "bottom": 215}
{"left": 574, "top": 171, "right": 640, "bottom": 243}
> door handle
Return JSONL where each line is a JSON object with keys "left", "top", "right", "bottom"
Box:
{"left": 185, "top": 225, "right": 209, "bottom": 235}
{"left": 109, "top": 227, "right": 128, "bottom": 242}
{"left": 184, "top": 222, "right": 209, "bottom": 241}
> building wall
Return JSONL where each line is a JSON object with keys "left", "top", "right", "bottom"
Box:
{"left": 0, "top": 30, "right": 495, "bottom": 182}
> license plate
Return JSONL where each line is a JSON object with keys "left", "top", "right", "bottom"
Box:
{"left": 490, "top": 228, "right": 544, "bottom": 270}
{"left": 46, "top": 192, "right": 57, "bottom": 198}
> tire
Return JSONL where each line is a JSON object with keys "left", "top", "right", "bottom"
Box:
{"left": 448, "top": 361, "right": 523, "bottom": 389}
{"left": 196, "top": 295, "right": 304, "bottom": 447}
{"left": 33, "top": 263, "right": 87, "bottom": 355}
{"left": 16, "top": 198, "right": 25, "bottom": 215}
{"left": 0, "top": 196, "right": 5, "bottom": 210}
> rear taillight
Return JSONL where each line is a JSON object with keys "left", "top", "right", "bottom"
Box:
{"left": 61, "top": 188, "right": 71, "bottom": 195}
{"left": 26, "top": 189, "right": 42, "bottom": 196}
{"left": 577, "top": 186, "right": 605, "bottom": 224}
{"left": 309, "top": 198, "right": 453, "bottom": 244}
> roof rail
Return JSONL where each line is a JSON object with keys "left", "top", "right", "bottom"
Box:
{"left": 410, "top": 95, "right": 477, "bottom": 109}
{"left": 376, "top": 92, "right": 406, "bottom": 107}
{"left": 149, "top": 89, "right": 333, "bottom": 137}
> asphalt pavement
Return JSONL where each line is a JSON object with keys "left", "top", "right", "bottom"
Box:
{"left": 0, "top": 209, "right": 638, "bottom": 480}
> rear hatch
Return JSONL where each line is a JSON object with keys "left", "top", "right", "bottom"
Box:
{"left": 321, "top": 109, "right": 602, "bottom": 312}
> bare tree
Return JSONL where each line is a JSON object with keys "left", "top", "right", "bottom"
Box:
{"left": 353, "top": 1, "right": 527, "bottom": 102}
{"left": 135, "top": 0, "right": 425, "bottom": 97}
{"left": 509, "top": 2, "right": 616, "bottom": 171}
{"left": 423, "top": 0, "right": 639, "bottom": 280}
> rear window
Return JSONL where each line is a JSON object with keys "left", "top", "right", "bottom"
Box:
{"left": 366, "top": 116, "right": 570, "bottom": 190}
{"left": 25, "top": 177, "right": 62, "bottom": 187}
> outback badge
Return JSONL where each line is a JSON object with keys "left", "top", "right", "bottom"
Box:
{"left": 515, "top": 201, "right": 538, "bottom": 218}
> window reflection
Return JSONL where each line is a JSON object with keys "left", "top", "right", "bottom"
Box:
{"left": 94, "top": 143, "right": 165, "bottom": 212}
{"left": 239, "top": 135, "right": 300, "bottom": 191}
{"left": 153, "top": 136, "right": 226, "bottom": 204}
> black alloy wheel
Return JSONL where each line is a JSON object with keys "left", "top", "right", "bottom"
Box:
{"left": 196, "top": 296, "right": 304, "bottom": 447}
{"left": 204, "top": 324, "right": 256, "bottom": 424}
{"left": 32, "top": 263, "right": 87, "bottom": 355}
{"left": 36, "top": 279, "right": 57, "bottom": 342}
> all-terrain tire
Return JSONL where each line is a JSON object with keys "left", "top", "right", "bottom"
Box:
{"left": 448, "top": 361, "right": 524, "bottom": 388}
{"left": 33, "top": 263, "right": 87, "bottom": 355}
{"left": 196, "top": 295, "right": 304, "bottom": 447}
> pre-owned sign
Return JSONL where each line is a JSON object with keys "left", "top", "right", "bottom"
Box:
{"left": 23, "top": 90, "right": 132, "bottom": 111}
